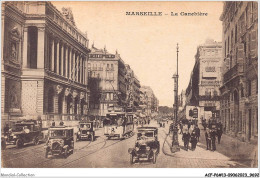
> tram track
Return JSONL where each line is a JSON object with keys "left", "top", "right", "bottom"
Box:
{"left": 60, "top": 134, "right": 135, "bottom": 167}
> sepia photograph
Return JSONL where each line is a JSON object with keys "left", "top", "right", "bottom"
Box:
{"left": 0, "top": 0, "right": 259, "bottom": 177}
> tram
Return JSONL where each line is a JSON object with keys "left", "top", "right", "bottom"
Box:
{"left": 103, "top": 110, "right": 134, "bottom": 140}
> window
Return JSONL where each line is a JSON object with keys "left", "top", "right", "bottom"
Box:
{"left": 27, "top": 26, "right": 38, "bottom": 69}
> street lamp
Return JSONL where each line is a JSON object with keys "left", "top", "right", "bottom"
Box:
{"left": 171, "top": 43, "right": 180, "bottom": 153}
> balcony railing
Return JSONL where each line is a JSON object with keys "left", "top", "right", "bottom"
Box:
{"left": 198, "top": 95, "right": 221, "bottom": 101}
{"left": 223, "top": 63, "right": 244, "bottom": 83}
{"left": 201, "top": 80, "right": 221, "bottom": 86}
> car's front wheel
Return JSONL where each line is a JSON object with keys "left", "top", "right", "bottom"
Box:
{"left": 45, "top": 150, "right": 49, "bottom": 158}
{"left": 130, "top": 154, "right": 134, "bottom": 164}
{"left": 16, "top": 139, "right": 23, "bottom": 148}
{"left": 33, "top": 136, "right": 39, "bottom": 145}
{"left": 64, "top": 148, "right": 68, "bottom": 158}
{"left": 152, "top": 152, "right": 156, "bottom": 164}
{"left": 1, "top": 140, "right": 6, "bottom": 150}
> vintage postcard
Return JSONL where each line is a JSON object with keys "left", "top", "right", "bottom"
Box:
{"left": 1, "top": 0, "right": 259, "bottom": 177}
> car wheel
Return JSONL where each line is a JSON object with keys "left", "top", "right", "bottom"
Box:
{"left": 64, "top": 148, "right": 68, "bottom": 158}
{"left": 152, "top": 152, "right": 156, "bottom": 164}
{"left": 130, "top": 154, "right": 134, "bottom": 164}
{"left": 1, "top": 140, "right": 6, "bottom": 150}
{"left": 34, "top": 136, "right": 39, "bottom": 145}
{"left": 16, "top": 139, "right": 23, "bottom": 148}
{"left": 45, "top": 150, "right": 49, "bottom": 158}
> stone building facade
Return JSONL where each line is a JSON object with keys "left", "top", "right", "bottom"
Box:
{"left": 140, "top": 86, "right": 158, "bottom": 117}
{"left": 185, "top": 39, "right": 222, "bottom": 121}
{"left": 125, "top": 64, "right": 141, "bottom": 110}
{"left": 87, "top": 45, "right": 127, "bottom": 118}
{"left": 219, "top": 1, "right": 258, "bottom": 142}
{"left": 1, "top": 2, "right": 90, "bottom": 124}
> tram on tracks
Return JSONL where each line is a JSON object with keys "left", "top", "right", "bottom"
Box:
{"left": 103, "top": 110, "right": 134, "bottom": 140}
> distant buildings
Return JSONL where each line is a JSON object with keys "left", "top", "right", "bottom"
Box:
{"left": 140, "top": 86, "right": 159, "bottom": 117}
{"left": 219, "top": 1, "right": 258, "bottom": 142}
{"left": 87, "top": 45, "right": 127, "bottom": 118}
{"left": 185, "top": 39, "right": 222, "bottom": 121}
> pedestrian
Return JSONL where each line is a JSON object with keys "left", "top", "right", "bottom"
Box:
{"left": 205, "top": 128, "right": 211, "bottom": 150}
{"left": 179, "top": 123, "right": 183, "bottom": 134}
{"left": 182, "top": 131, "right": 190, "bottom": 151}
{"left": 190, "top": 131, "right": 197, "bottom": 151}
{"left": 210, "top": 129, "right": 217, "bottom": 151}
{"left": 195, "top": 125, "right": 200, "bottom": 142}
{"left": 216, "top": 122, "right": 223, "bottom": 144}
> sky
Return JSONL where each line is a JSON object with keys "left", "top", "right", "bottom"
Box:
{"left": 52, "top": 1, "right": 223, "bottom": 107}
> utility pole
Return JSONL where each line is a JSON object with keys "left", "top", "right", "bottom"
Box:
{"left": 171, "top": 43, "right": 180, "bottom": 152}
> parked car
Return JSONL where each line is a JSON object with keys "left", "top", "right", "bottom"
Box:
{"left": 3, "top": 119, "right": 42, "bottom": 148}
{"left": 44, "top": 126, "right": 74, "bottom": 158}
{"left": 128, "top": 127, "right": 160, "bottom": 164}
{"left": 76, "top": 121, "right": 95, "bottom": 141}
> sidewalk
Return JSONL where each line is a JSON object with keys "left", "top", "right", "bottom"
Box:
{"left": 162, "top": 124, "right": 248, "bottom": 168}
{"left": 198, "top": 125, "right": 258, "bottom": 168}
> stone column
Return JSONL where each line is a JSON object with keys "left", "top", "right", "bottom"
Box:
{"left": 81, "top": 56, "right": 84, "bottom": 83}
{"left": 60, "top": 42, "right": 64, "bottom": 76}
{"left": 44, "top": 32, "right": 48, "bottom": 69}
{"left": 37, "top": 27, "right": 45, "bottom": 69}
{"left": 67, "top": 47, "right": 70, "bottom": 78}
{"left": 74, "top": 53, "right": 77, "bottom": 82}
{"left": 22, "top": 27, "right": 28, "bottom": 68}
{"left": 51, "top": 38, "right": 55, "bottom": 72}
{"left": 70, "top": 49, "right": 74, "bottom": 80}
{"left": 64, "top": 46, "right": 68, "bottom": 78}
{"left": 56, "top": 41, "right": 60, "bottom": 74}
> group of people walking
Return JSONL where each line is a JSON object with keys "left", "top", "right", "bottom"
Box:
{"left": 179, "top": 118, "right": 223, "bottom": 152}
{"left": 180, "top": 120, "right": 200, "bottom": 151}
{"left": 204, "top": 120, "right": 223, "bottom": 151}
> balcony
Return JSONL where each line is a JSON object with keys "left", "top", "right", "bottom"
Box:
{"left": 223, "top": 63, "right": 244, "bottom": 83}
{"left": 198, "top": 95, "right": 221, "bottom": 101}
{"left": 201, "top": 80, "right": 221, "bottom": 86}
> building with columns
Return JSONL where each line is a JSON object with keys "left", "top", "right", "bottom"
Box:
{"left": 219, "top": 1, "right": 258, "bottom": 142}
{"left": 87, "top": 45, "right": 127, "bottom": 119}
{"left": 1, "top": 1, "right": 90, "bottom": 125}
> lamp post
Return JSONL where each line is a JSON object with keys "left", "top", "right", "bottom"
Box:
{"left": 171, "top": 43, "right": 180, "bottom": 152}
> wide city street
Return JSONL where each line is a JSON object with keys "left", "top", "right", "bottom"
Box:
{"left": 1, "top": 120, "right": 246, "bottom": 168}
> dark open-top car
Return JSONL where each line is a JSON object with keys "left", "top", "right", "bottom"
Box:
{"left": 44, "top": 126, "right": 74, "bottom": 158}
{"left": 3, "top": 119, "right": 42, "bottom": 148}
{"left": 128, "top": 127, "right": 160, "bottom": 164}
{"left": 76, "top": 121, "right": 95, "bottom": 141}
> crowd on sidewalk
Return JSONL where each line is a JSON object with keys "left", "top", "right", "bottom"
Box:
{"left": 177, "top": 118, "right": 223, "bottom": 152}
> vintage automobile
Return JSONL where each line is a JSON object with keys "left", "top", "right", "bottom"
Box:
{"left": 45, "top": 126, "right": 74, "bottom": 158}
{"left": 3, "top": 120, "right": 42, "bottom": 148}
{"left": 76, "top": 121, "right": 95, "bottom": 141}
{"left": 128, "top": 127, "right": 160, "bottom": 164}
